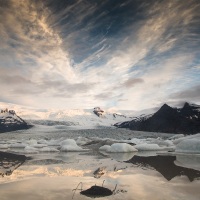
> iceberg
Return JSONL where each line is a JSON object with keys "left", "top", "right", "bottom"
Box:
{"left": 39, "top": 147, "right": 59, "bottom": 152}
{"left": 174, "top": 154, "right": 200, "bottom": 171}
{"left": 76, "top": 137, "right": 91, "bottom": 145}
{"left": 9, "top": 143, "right": 27, "bottom": 148}
{"left": 106, "top": 143, "right": 138, "bottom": 153}
{"left": 173, "top": 133, "right": 200, "bottom": 145}
{"left": 134, "top": 143, "right": 162, "bottom": 151}
{"left": 147, "top": 139, "right": 174, "bottom": 147}
{"left": 24, "top": 146, "right": 39, "bottom": 154}
{"left": 32, "top": 144, "right": 48, "bottom": 148}
{"left": 60, "top": 139, "right": 88, "bottom": 152}
{"left": 175, "top": 138, "right": 200, "bottom": 154}
{"left": 99, "top": 145, "right": 111, "bottom": 152}
{"left": 0, "top": 144, "right": 9, "bottom": 149}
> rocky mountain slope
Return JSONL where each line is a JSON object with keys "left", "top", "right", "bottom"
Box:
{"left": 115, "top": 102, "right": 200, "bottom": 134}
{"left": 0, "top": 109, "right": 32, "bottom": 133}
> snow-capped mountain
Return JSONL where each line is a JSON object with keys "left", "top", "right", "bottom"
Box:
{"left": 0, "top": 102, "right": 134, "bottom": 127}
{"left": 0, "top": 108, "right": 31, "bottom": 133}
{"left": 115, "top": 102, "right": 200, "bottom": 134}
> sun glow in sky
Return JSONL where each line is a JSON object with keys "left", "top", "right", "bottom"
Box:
{"left": 0, "top": 0, "right": 200, "bottom": 110}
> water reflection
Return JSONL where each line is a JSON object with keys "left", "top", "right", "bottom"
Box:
{"left": 0, "top": 151, "right": 200, "bottom": 200}
{"left": 0, "top": 172, "right": 199, "bottom": 200}
{"left": 0, "top": 151, "right": 27, "bottom": 177}
{"left": 100, "top": 151, "right": 137, "bottom": 161}
{"left": 175, "top": 155, "right": 200, "bottom": 171}
{"left": 126, "top": 155, "right": 200, "bottom": 181}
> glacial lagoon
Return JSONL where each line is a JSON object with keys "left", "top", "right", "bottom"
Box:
{"left": 0, "top": 127, "right": 200, "bottom": 200}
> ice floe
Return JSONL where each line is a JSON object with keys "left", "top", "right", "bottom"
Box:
{"left": 106, "top": 143, "right": 138, "bottom": 153}
{"left": 0, "top": 144, "right": 9, "bottom": 149}
{"left": 47, "top": 139, "right": 63, "bottom": 146}
{"left": 76, "top": 137, "right": 91, "bottom": 145}
{"left": 60, "top": 139, "right": 88, "bottom": 152}
{"left": 9, "top": 143, "right": 27, "bottom": 148}
{"left": 39, "top": 147, "right": 59, "bottom": 152}
{"left": 147, "top": 139, "right": 174, "bottom": 147}
{"left": 134, "top": 143, "right": 163, "bottom": 151}
{"left": 24, "top": 146, "right": 39, "bottom": 154}
{"left": 32, "top": 144, "right": 48, "bottom": 148}
{"left": 175, "top": 138, "right": 200, "bottom": 154}
{"left": 168, "top": 134, "right": 185, "bottom": 140}
{"left": 1, "top": 133, "right": 200, "bottom": 156}
{"left": 174, "top": 154, "right": 200, "bottom": 171}
{"left": 37, "top": 139, "right": 48, "bottom": 144}
{"left": 130, "top": 138, "right": 147, "bottom": 145}
{"left": 173, "top": 133, "right": 200, "bottom": 145}
{"left": 99, "top": 145, "right": 111, "bottom": 151}
{"left": 106, "top": 152, "right": 137, "bottom": 161}
{"left": 27, "top": 139, "right": 38, "bottom": 146}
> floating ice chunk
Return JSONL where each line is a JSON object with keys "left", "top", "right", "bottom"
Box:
{"left": 9, "top": 143, "right": 27, "bottom": 148}
{"left": 27, "top": 139, "right": 37, "bottom": 146}
{"left": 175, "top": 139, "right": 200, "bottom": 154}
{"left": 146, "top": 137, "right": 157, "bottom": 141}
{"left": 134, "top": 143, "right": 162, "bottom": 151}
{"left": 32, "top": 144, "right": 48, "bottom": 148}
{"left": 106, "top": 143, "right": 138, "bottom": 153}
{"left": 48, "top": 139, "right": 63, "bottom": 146}
{"left": 60, "top": 139, "right": 77, "bottom": 146}
{"left": 137, "top": 151, "right": 158, "bottom": 157}
{"left": 24, "top": 146, "right": 39, "bottom": 154}
{"left": 0, "top": 144, "right": 9, "bottom": 149}
{"left": 162, "top": 146, "right": 176, "bottom": 151}
{"left": 161, "top": 140, "right": 174, "bottom": 147}
{"left": 60, "top": 145, "right": 86, "bottom": 152}
{"left": 38, "top": 139, "right": 48, "bottom": 144}
{"left": 76, "top": 137, "right": 91, "bottom": 145}
{"left": 173, "top": 133, "right": 200, "bottom": 145}
{"left": 39, "top": 147, "right": 59, "bottom": 152}
{"left": 168, "top": 134, "right": 184, "bottom": 140}
{"left": 60, "top": 139, "right": 87, "bottom": 152}
{"left": 99, "top": 145, "right": 111, "bottom": 151}
{"left": 174, "top": 154, "right": 200, "bottom": 171}
{"left": 109, "top": 152, "right": 137, "bottom": 161}
{"left": 148, "top": 139, "right": 174, "bottom": 147}
{"left": 130, "top": 138, "right": 146, "bottom": 145}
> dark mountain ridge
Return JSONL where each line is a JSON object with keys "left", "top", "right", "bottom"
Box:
{"left": 0, "top": 109, "right": 32, "bottom": 133}
{"left": 115, "top": 102, "right": 200, "bottom": 134}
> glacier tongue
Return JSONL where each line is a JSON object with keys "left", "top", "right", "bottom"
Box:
{"left": 0, "top": 102, "right": 134, "bottom": 127}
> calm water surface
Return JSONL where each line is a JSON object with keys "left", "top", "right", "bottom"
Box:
{"left": 0, "top": 151, "right": 200, "bottom": 200}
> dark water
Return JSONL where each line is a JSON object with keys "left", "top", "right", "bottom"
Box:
{"left": 126, "top": 155, "right": 200, "bottom": 181}
{"left": 0, "top": 152, "right": 27, "bottom": 177}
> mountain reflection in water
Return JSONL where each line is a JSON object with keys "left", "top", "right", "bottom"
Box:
{"left": 0, "top": 151, "right": 200, "bottom": 200}
{"left": 0, "top": 151, "right": 27, "bottom": 177}
{"left": 126, "top": 155, "right": 200, "bottom": 181}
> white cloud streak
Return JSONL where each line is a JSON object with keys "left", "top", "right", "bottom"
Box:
{"left": 0, "top": 0, "right": 200, "bottom": 109}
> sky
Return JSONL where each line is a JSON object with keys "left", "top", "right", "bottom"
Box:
{"left": 0, "top": 0, "right": 200, "bottom": 110}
